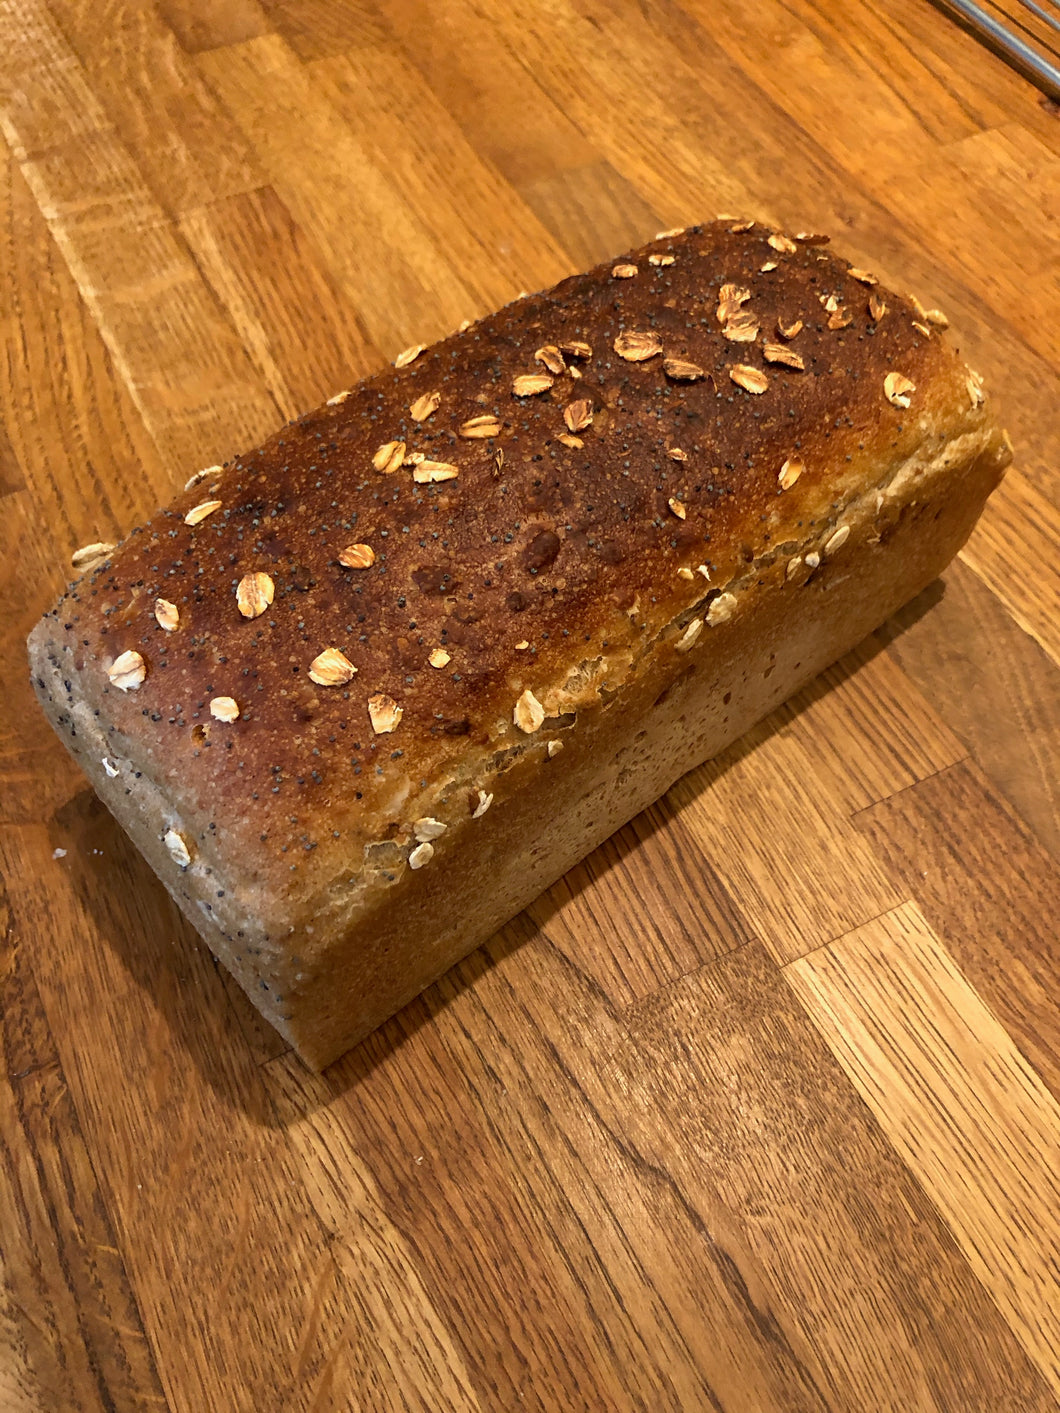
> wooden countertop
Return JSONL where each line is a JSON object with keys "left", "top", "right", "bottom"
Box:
{"left": 2, "top": 2, "right": 1058, "bottom": 1409}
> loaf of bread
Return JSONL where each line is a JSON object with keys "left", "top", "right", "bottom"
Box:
{"left": 29, "top": 220, "right": 1010, "bottom": 1068}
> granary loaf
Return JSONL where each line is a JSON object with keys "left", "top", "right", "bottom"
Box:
{"left": 29, "top": 220, "right": 1011, "bottom": 1067}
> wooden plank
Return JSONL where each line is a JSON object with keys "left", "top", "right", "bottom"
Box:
{"left": 525, "top": 799, "right": 753, "bottom": 1010}
{"left": 624, "top": 939, "right": 1055, "bottom": 1413}
{"left": 876, "top": 0, "right": 1060, "bottom": 159}
{"left": 299, "top": 926, "right": 836, "bottom": 1413}
{"left": 178, "top": 185, "right": 381, "bottom": 423}
{"left": 0, "top": 1065, "right": 169, "bottom": 1412}
{"left": 0, "top": 147, "right": 172, "bottom": 546}
{"left": 154, "top": 0, "right": 271, "bottom": 54}
{"left": 0, "top": 864, "right": 169, "bottom": 1412}
{"left": 0, "top": 147, "right": 166, "bottom": 821}
{"left": 0, "top": 812, "right": 359, "bottom": 1413}
{"left": 667, "top": 725, "right": 903, "bottom": 964}
{"left": 0, "top": 419, "right": 22, "bottom": 498}
{"left": 43, "top": 0, "right": 264, "bottom": 216}
{"left": 672, "top": 0, "right": 980, "bottom": 168}
{"left": 0, "top": 1276, "right": 46, "bottom": 1413}
{"left": 876, "top": 560, "right": 1060, "bottom": 859}
{"left": 519, "top": 160, "right": 663, "bottom": 272}
{"left": 770, "top": 634, "right": 967, "bottom": 815}
{"left": 195, "top": 34, "right": 498, "bottom": 354}
{"left": 376, "top": 0, "right": 599, "bottom": 189}
{"left": 456, "top": 0, "right": 758, "bottom": 230}
{"left": 256, "top": 0, "right": 391, "bottom": 62}
{"left": 960, "top": 470, "right": 1060, "bottom": 671}
{"left": 308, "top": 45, "right": 572, "bottom": 313}
{"left": 0, "top": 493, "right": 83, "bottom": 823}
{"left": 0, "top": 4, "right": 279, "bottom": 471}
{"left": 786, "top": 900, "right": 1060, "bottom": 1399}
{"left": 854, "top": 759, "right": 1060, "bottom": 1102}
{"left": 877, "top": 123, "right": 1060, "bottom": 371}
{"left": 266, "top": 1058, "right": 483, "bottom": 1412}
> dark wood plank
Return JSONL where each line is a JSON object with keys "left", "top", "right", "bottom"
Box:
{"left": 519, "top": 160, "right": 664, "bottom": 272}
{"left": 854, "top": 758, "right": 1060, "bottom": 1103}
{"left": 376, "top": 0, "right": 600, "bottom": 189}
{"left": 255, "top": 0, "right": 391, "bottom": 62}
{"left": 0, "top": 811, "right": 361, "bottom": 1412}
{"left": 0, "top": 862, "right": 169, "bottom": 1412}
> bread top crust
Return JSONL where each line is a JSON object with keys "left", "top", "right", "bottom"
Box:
{"left": 34, "top": 220, "right": 996, "bottom": 915}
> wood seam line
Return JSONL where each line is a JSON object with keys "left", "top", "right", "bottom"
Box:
{"left": 843, "top": 749, "right": 973, "bottom": 822}
{"left": 847, "top": 756, "right": 974, "bottom": 825}
{"left": 848, "top": 754, "right": 1043, "bottom": 850}
{"left": 957, "top": 545, "right": 1060, "bottom": 670}
{"left": 777, "top": 901, "right": 918, "bottom": 969}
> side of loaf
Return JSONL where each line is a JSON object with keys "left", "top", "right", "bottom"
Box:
{"left": 29, "top": 220, "right": 1011, "bottom": 1068}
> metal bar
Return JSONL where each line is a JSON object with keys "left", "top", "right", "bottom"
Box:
{"left": 931, "top": 0, "right": 1060, "bottom": 100}
{"left": 1018, "top": 0, "right": 1060, "bottom": 38}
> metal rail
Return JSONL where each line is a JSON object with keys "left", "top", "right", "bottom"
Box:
{"left": 932, "top": 0, "right": 1060, "bottom": 101}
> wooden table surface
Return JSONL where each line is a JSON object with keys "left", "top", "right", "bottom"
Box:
{"left": 2, "top": 1, "right": 1058, "bottom": 1409}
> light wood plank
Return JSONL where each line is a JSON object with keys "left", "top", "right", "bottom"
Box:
{"left": 196, "top": 34, "right": 510, "bottom": 354}
{"left": 960, "top": 470, "right": 1060, "bottom": 670}
{"left": 854, "top": 760, "right": 1060, "bottom": 1102}
{"left": 0, "top": 2, "right": 279, "bottom": 470}
{"left": 0, "top": 146, "right": 168, "bottom": 820}
{"left": 43, "top": 0, "right": 264, "bottom": 216}
{"left": 178, "top": 185, "right": 381, "bottom": 421}
{"left": 787, "top": 900, "right": 1060, "bottom": 1398}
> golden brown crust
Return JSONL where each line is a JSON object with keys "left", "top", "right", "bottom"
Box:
{"left": 29, "top": 219, "right": 1004, "bottom": 957}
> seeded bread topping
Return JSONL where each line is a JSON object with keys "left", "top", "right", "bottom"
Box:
{"left": 33, "top": 219, "right": 1001, "bottom": 1044}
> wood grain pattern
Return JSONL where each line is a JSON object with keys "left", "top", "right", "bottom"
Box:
{"left": 787, "top": 901, "right": 1060, "bottom": 1398}
{"left": 854, "top": 760, "right": 1060, "bottom": 1101}
{"left": 876, "top": 560, "right": 1060, "bottom": 858}
{"left": 1, "top": 0, "right": 1057, "bottom": 1406}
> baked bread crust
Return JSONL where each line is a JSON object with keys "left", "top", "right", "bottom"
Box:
{"left": 28, "top": 220, "right": 1010, "bottom": 1066}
